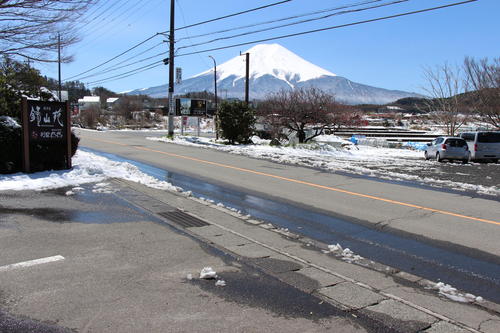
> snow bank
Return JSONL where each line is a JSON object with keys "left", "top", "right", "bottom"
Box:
{"left": 0, "top": 150, "right": 181, "bottom": 192}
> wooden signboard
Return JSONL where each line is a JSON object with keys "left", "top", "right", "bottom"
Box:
{"left": 21, "top": 98, "right": 72, "bottom": 173}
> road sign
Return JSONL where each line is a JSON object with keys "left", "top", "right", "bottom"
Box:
{"left": 175, "top": 98, "right": 207, "bottom": 117}
{"left": 190, "top": 99, "right": 207, "bottom": 116}
{"left": 176, "top": 67, "right": 182, "bottom": 84}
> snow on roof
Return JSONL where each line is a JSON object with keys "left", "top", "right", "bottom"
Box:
{"left": 107, "top": 97, "right": 119, "bottom": 103}
{"left": 78, "top": 96, "right": 100, "bottom": 103}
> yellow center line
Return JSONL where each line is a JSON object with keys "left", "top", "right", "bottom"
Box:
{"left": 86, "top": 137, "right": 500, "bottom": 227}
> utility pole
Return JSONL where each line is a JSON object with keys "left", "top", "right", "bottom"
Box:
{"left": 167, "top": 0, "right": 175, "bottom": 137}
{"left": 58, "top": 33, "right": 62, "bottom": 101}
{"left": 244, "top": 52, "right": 250, "bottom": 105}
{"left": 208, "top": 55, "right": 218, "bottom": 139}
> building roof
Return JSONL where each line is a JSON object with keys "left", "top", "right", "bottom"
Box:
{"left": 107, "top": 97, "right": 120, "bottom": 103}
{"left": 78, "top": 96, "right": 100, "bottom": 103}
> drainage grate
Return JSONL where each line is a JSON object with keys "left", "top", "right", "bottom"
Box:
{"left": 158, "top": 210, "right": 210, "bottom": 228}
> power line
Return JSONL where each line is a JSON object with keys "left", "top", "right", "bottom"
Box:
{"left": 78, "top": 0, "right": 148, "bottom": 39}
{"left": 72, "top": 0, "right": 164, "bottom": 54}
{"left": 98, "top": 42, "right": 165, "bottom": 72}
{"left": 175, "top": 0, "right": 212, "bottom": 70}
{"left": 177, "top": 0, "right": 408, "bottom": 52}
{"left": 64, "top": 33, "right": 161, "bottom": 80}
{"left": 77, "top": 50, "right": 166, "bottom": 81}
{"left": 176, "top": 0, "right": 383, "bottom": 43}
{"left": 78, "top": 0, "right": 108, "bottom": 22}
{"left": 177, "top": 0, "right": 478, "bottom": 58}
{"left": 175, "top": 0, "right": 294, "bottom": 31}
{"left": 79, "top": 0, "right": 127, "bottom": 30}
{"left": 87, "top": 64, "right": 163, "bottom": 86}
{"left": 86, "top": 60, "right": 163, "bottom": 85}
{"left": 67, "top": 0, "right": 294, "bottom": 83}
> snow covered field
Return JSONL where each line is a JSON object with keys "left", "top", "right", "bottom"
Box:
{"left": 147, "top": 134, "right": 500, "bottom": 197}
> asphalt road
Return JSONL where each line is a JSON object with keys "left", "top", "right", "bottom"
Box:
{"left": 0, "top": 184, "right": 372, "bottom": 333}
{"left": 105, "top": 130, "right": 500, "bottom": 192}
{"left": 77, "top": 130, "right": 500, "bottom": 258}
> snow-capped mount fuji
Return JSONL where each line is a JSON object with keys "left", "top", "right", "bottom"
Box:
{"left": 194, "top": 43, "right": 336, "bottom": 86}
{"left": 127, "top": 43, "right": 421, "bottom": 104}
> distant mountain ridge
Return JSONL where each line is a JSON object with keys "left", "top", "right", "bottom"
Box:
{"left": 127, "top": 43, "right": 422, "bottom": 105}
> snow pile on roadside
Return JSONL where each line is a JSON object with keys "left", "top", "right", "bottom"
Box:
{"left": 430, "top": 282, "right": 483, "bottom": 303}
{"left": 0, "top": 150, "right": 181, "bottom": 192}
{"left": 324, "top": 243, "right": 363, "bottom": 263}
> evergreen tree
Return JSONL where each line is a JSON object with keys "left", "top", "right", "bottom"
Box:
{"left": 217, "top": 101, "right": 255, "bottom": 145}
{"left": 0, "top": 56, "right": 51, "bottom": 118}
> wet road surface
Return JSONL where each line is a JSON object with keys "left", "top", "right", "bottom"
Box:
{"left": 82, "top": 148, "right": 500, "bottom": 304}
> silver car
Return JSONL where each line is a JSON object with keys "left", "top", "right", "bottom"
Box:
{"left": 424, "top": 136, "right": 469, "bottom": 163}
{"left": 459, "top": 131, "right": 500, "bottom": 163}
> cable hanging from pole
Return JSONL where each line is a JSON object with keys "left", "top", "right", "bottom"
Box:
{"left": 176, "top": 0, "right": 384, "bottom": 43}
{"left": 64, "top": 33, "right": 162, "bottom": 81}
{"left": 176, "top": 0, "right": 409, "bottom": 52}
{"left": 175, "top": 0, "right": 294, "bottom": 31}
{"left": 176, "top": 0, "right": 478, "bottom": 58}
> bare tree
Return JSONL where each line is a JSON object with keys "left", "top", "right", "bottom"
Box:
{"left": 259, "top": 87, "right": 345, "bottom": 143}
{"left": 422, "top": 63, "right": 469, "bottom": 136}
{"left": 0, "top": 0, "right": 95, "bottom": 63}
{"left": 463, "top": 57, "right": 500, "bottom": 129}
{"left": 80, "top": 104, "right": 101, "bottom": 128}
{"left": 114, "top": 95, "right": 143, "bottom": 123}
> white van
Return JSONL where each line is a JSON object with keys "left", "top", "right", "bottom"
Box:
{"left": 459, "top": 131, "right": 500, "bottom": 163}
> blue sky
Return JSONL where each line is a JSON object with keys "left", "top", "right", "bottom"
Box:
{"left": 37, "top": 0, "right": 500, "bottom": 95}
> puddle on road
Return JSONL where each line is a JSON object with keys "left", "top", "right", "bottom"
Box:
{"left": 0, "top": 207, "right": 69, "bottom": 222}
{"left": 0, "top": 184, "right": 150, "bottom": 225}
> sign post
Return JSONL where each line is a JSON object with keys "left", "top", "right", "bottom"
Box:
{"left": 174, "top": 98, "right": 208, "bottom": 136}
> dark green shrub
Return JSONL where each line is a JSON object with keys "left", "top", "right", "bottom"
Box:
{"left": 0, "top": 116, "right": 22, "bottom": 173}
{"left": 217, "top": 101, "right": 255, "bottom": 145}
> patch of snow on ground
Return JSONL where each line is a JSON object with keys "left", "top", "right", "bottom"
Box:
{"left": 324, "top": 243, "right": 363, "bottom": 263}
{"left": 199, "top": 267, "right": 217, "bottom": 279}
{"left": 215, "top": 280, "right": 226, "bottom": 287}
{"left": 0, "top": 150, "right": 182, "bottom": 192}
{"left": 431, "top": 282, "right": 483, "bottom": 303}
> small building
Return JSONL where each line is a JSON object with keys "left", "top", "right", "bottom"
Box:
{"left": 78, "top": 96, "right": 100, "bottom": 111}
{"left": 106, "top": 97, "right": 120, "bottom": 110}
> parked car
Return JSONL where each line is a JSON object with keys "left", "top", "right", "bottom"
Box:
{"left": 459, "top": 131, "right": 500, "bottom": 163}
{"left": 424, "top": 137, "right": 469, "bottom": 163}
